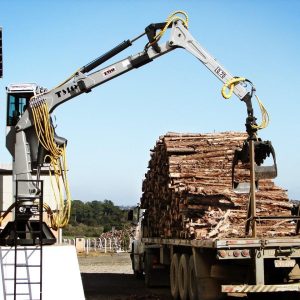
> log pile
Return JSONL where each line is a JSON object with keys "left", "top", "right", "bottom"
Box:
{"left": 140, "top": 132, "right": 296, "bottom": 239}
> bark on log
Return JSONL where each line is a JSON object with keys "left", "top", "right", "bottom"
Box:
{"left": 141, "top": 131, "right": 295, "bottom": 239}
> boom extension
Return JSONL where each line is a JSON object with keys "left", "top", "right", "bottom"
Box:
{"left": 79, "top": 21, "right": 172, "bottom": 74}
{"left": 80, "top": 39, "right": 133, "bottom": 74}
{"left": 16, "top": 20, "right": 253, "bottom": 132}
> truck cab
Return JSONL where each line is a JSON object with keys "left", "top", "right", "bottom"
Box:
{"left": 129, "top": 206, "right": 146, "bottom": 277}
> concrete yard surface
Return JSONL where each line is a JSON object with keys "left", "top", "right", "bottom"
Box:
{"left": 79, "top": 252, "right": 172, "bottom": 300}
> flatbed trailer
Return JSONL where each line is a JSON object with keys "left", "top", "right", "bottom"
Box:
{"left": 131, "top": 235, "right": 300, "bottom": 299}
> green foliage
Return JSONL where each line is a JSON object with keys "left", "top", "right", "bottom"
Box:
{"left": 63, "top": 199, "right": 130, "bottom": 237}
{"left": 63, "top": 223, "right": 104, "bottom": 237}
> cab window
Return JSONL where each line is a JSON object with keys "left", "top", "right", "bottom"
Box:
{"left": 7, "top": 92, "right": 33, "bottom": 126}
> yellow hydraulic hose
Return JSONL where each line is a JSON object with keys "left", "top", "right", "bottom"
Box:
{"left": 31, "top": 100, "right": 71, "bottom": 229}
{"left": 221, "top": 77, "right": 269, "bottom": 130}
{"left": 149, "top": 11, "right": 189, "bottom": 47}
{"left": 221, "top": 77, "right": 246, "bottom": 100}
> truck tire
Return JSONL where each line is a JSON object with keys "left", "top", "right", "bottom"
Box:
{"left": 131, "top": 250, "right": 143, "bottom": 279}
{"left": 178, "top": 254, "right": 190, "bottom": 300}
{"left": 144, "top": 251, "right": 154, "bottom": 287}
{"left": 188, "top": 255, "right": 198, "bottom": 300}
{"left": 134, "top": 269, "right": 144, "bottom": 279}
{"left": 170, "top": 253, "right": 180, "bottom": 299}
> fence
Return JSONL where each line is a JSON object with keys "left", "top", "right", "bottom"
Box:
{"left": 63, "top": 237, "right": 133, "bottom": 254}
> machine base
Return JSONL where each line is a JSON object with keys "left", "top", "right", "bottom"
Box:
{"left": 0, "top": 220, "right": 56, "bottom": 246}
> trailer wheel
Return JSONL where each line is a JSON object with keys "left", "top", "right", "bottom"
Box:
{"left": 188, "top": 255, "right": 198, "bottom": 300}
{"left": 170, "top": 253, "right": 180, "bottom": 299}
{"left": 144, "top": 251, "right": 154, "bottom": 287}
{"left": 134, "top": 269, "right": 144, "bottom": 279}
{"left": 178, "top": 254, "right": 190, "bottom": 300}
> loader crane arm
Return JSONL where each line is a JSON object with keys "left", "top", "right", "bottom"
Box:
{"left": 2, "top": 14, "right": 270, "bottom": 245}
{"left": 16, "top": 20, "right": 253, "bottom": 132}
{"left": 14, "top": 19, "right": 256, "bottom": 184}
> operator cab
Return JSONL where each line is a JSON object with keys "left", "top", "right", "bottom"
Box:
{"left": 6, "top": 83, "right": 46, "bottom": 126}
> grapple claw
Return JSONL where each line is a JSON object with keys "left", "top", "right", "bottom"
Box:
{"left": 232, "top": 139, "right": 277, "bottom": 193}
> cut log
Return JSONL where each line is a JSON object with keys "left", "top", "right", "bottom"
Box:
{"left": 141, "top": 131, "right": 295, "bottom": 239}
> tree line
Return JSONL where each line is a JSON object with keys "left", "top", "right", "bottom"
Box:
{"left": 63, "top": 199, "right": 131, "bottom": 237}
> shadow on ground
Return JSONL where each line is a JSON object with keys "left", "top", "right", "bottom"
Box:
{"left": 81, "top": 273, "right": 172, "bottom": 300}
{"left": 81, "top": 272, "right": 300, "bottom": 300}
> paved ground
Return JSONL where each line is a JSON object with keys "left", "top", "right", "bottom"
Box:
{"left": 79, "top": 252, "right": 172, "bottom": 300}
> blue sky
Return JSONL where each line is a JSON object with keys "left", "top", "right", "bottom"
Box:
{"left": 0, "top": 0, "right": 299, "bottom": 205}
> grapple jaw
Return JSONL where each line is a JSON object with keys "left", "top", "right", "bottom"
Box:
{"left": 232, "top": 181, "right": 258, "bottom": 194}
{"left": 232, "top": 139, "right": 277, "bottom": 193}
